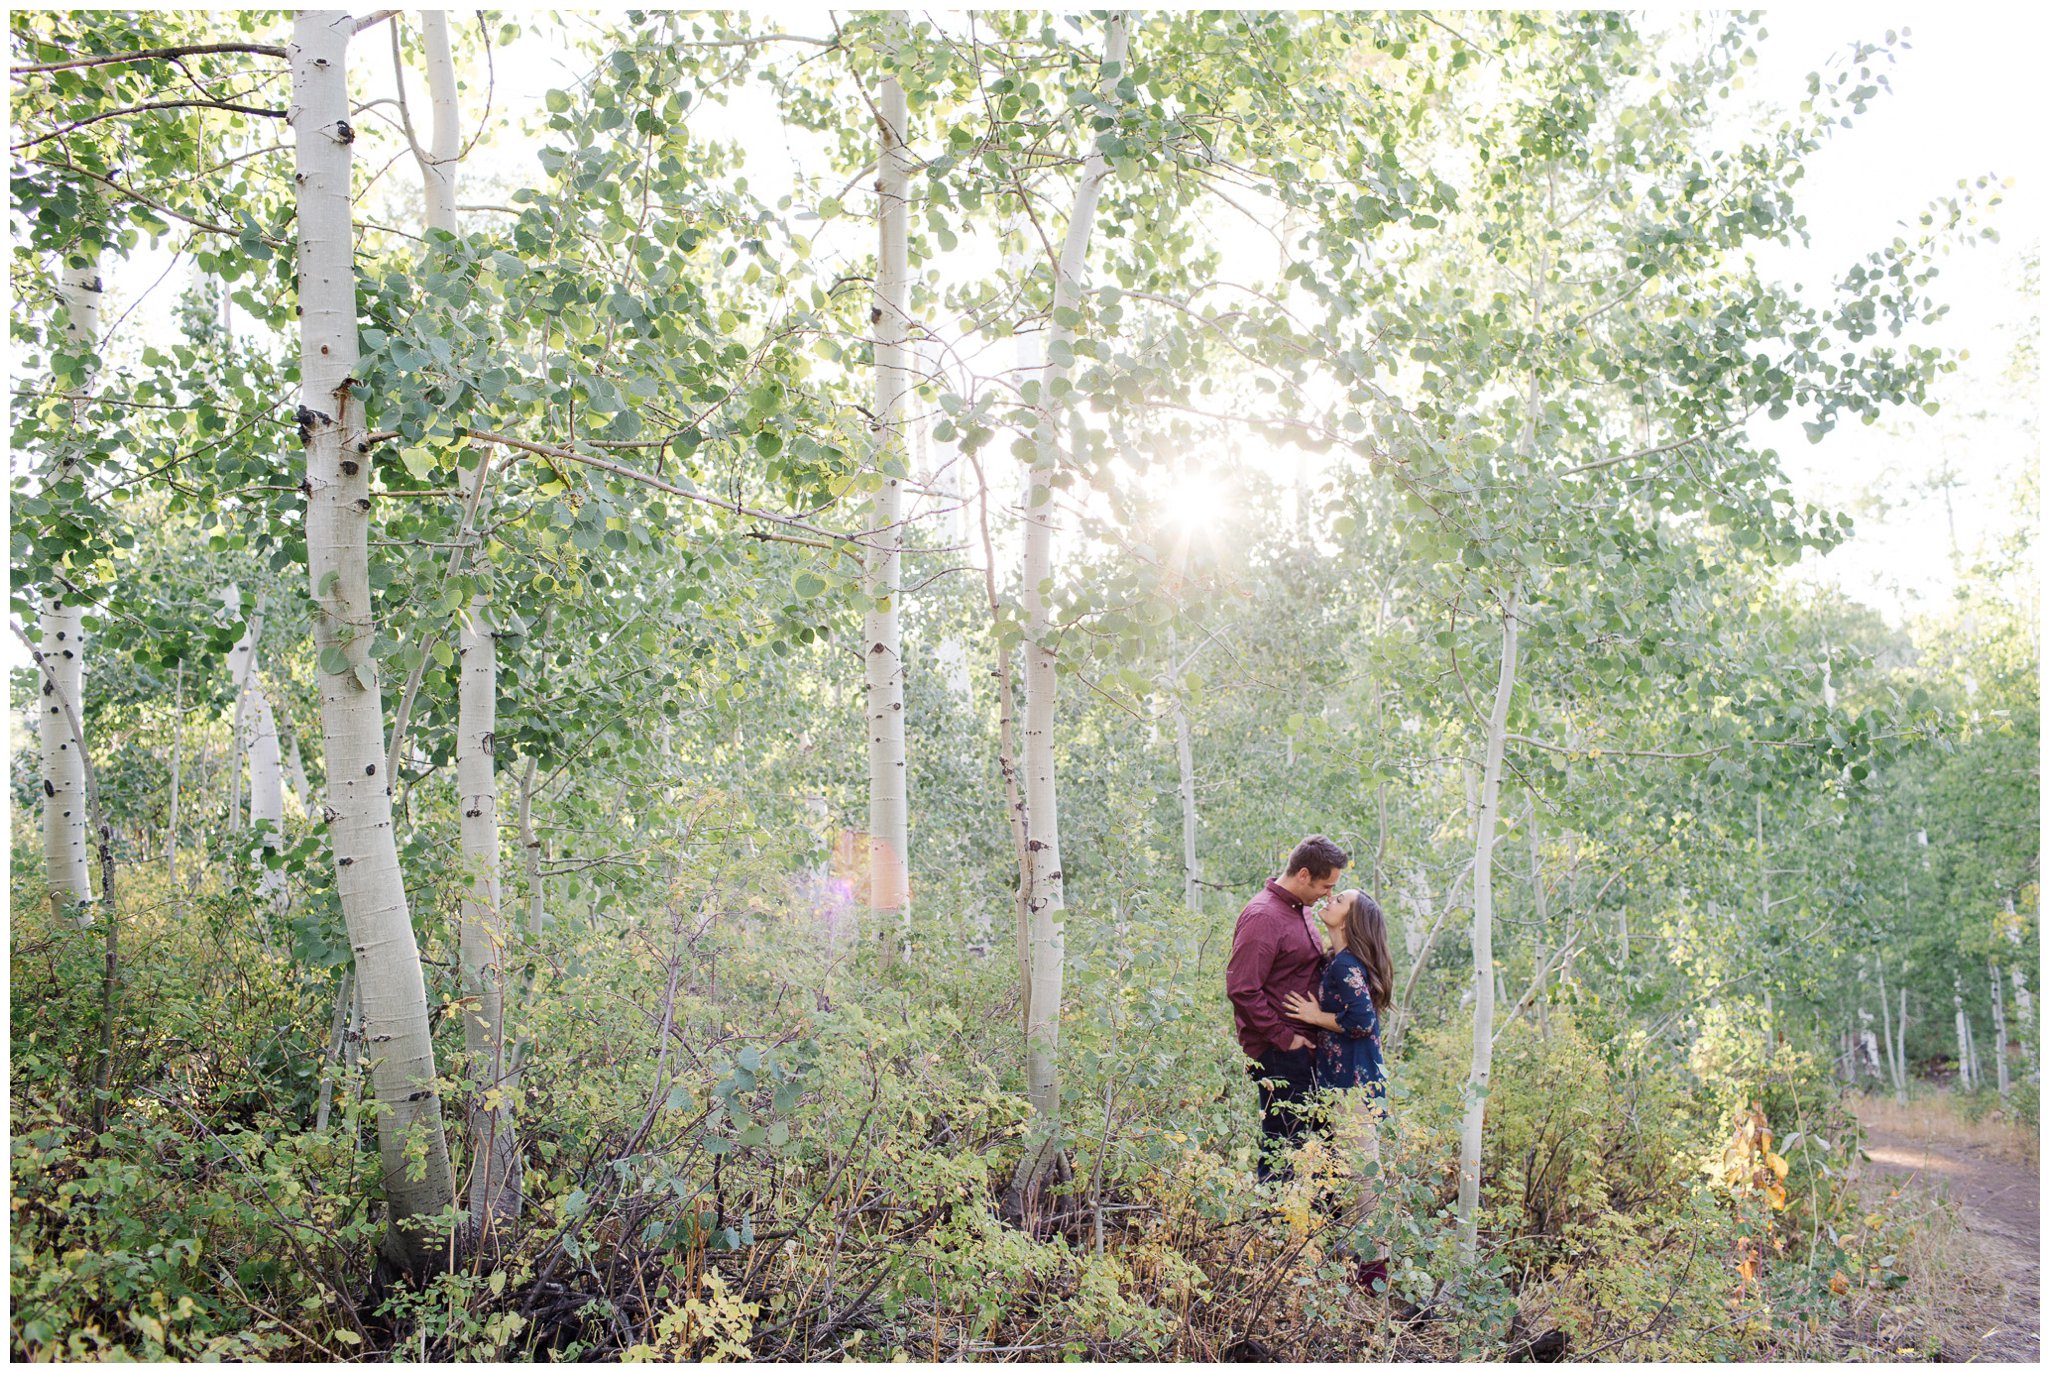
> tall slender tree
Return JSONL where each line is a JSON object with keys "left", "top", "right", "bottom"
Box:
{"left": 38, "top": 260, "right": 101, "bottom": 921}
{"left": 1011, "top": 10, "right": 1132, "bottom": 1204}
{"left": 865, "top": 11, "right": 913, "bottom": 967}
{"left": 294, "top": 7, "right": 454, "bottom": 1273}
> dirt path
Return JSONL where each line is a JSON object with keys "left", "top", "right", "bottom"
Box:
{"left": 1856, "top": 1114, "right": 2039, "bottom": 1362}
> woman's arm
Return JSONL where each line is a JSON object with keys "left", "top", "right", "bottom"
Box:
{"left": 1280, "top": 990, "right": 1339, "bottom": 1032}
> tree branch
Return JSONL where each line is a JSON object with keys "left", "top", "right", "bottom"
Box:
{"left": 391, "top": 425, "right": 853, "bottom": 546}
{"left": 1558, "top": 427, "right": 1726, "bottom": 478}
{"left": 12, "top": 42, "right": 287, "bottom": 77}
{"left": 11, "top": 98, "right": 283, "bottom": 153}
{"left": 27, "top": 156, "right": 260, "bottom": 241}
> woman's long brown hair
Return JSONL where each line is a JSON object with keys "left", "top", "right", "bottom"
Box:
{"left": 1338, "top": 889, "right": 1394, "bottom": 1013}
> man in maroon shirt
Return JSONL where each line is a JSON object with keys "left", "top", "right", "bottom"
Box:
{"left": 1226, "top": 834, "right": 1348, "bottom": 1182}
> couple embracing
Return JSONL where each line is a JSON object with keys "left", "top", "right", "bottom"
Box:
{"left": 1224, "top": 834, "right": 1396, "bottom": 1295}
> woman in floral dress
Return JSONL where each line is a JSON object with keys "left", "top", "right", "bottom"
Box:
{"left": 1282, "top": 888, "right": 1395, "bottom": 1295}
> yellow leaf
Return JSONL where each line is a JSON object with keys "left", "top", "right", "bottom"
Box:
{"left": 1766, "top": 1183, "right": 1788, "bottom": 1210}
{"left": 1765, "top": 1151, "right": 1789, "bottom": 1180}
{"left": 1830, "top": 1271, "right": 1851, "bottom": 1295}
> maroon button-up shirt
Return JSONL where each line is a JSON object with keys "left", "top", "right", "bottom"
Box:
{"left": 1226, "top": 879, "right": 1329, "bottom": 1059}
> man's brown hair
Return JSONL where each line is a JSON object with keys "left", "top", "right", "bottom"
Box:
{"left": 1284, "top": 834, "right": 1349, "bottom": 879}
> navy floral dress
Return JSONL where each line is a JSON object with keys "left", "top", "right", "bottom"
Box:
{"left": 1315, "top": 949, "right": 1386, "bottom": 1101}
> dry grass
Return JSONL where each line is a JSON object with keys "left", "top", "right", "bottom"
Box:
{"left": 1849, "top": 1088, "right": 2039, "bottom": 1166}
{"left": 1830, "top": 1162, "right": 2035, "bottom": 1360}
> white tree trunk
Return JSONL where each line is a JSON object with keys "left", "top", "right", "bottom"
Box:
{"left": 1895, "top": 986, "right": 1909, "bottom": 1105}
{"left": 38, "top": 592, "right": 92, "bottom": 919}
{"left": 315, "top": 968, "right": 354, "bottom": 1132}
{"left": 458, "top": 594, "right": 516, "bottom": 1238}
{"left": 1954, "top": 978, "right": 1970, "bottom": 1089}
{"left": 504, "top": 754, "right": 549, "bottom": 1084}
{"left": 415, "top": 10, "right": 459, "bottom": 235}
{"left": 969, "top": 449, "right": 1034, "bottom": 1024}
{"left": 1529, "top": 814, "right": 1549, "bottom": 1043}
{"left": 247, "top": 689, "right": 286, "bottom": 910}
{"left": 293, "top": 8, "right": 453, "bottom": 1273}
{"left": 413, "top": 8, "right": 515, "bottom": 1242}
{"left": 1965, "top": 1002, "right": 1981, "bottom": 1089}
{"left": 286, "top": 729, "right": 312, "bottom": 812}
{"left": 225, "top": 588, "right": 284, "bottom": 907}
{"left": 1167, "top": 628, "right": 1200, "bottom": 915}
{"left": 1011, "top": 12, "right": 1130, "bottom": 1199}
{"left": 167, "top": 665, "right": 182, "bottom": 885}
{"left": 2011, "top": 966, "right": 2036, "bottom": 1085}
{"left": 1457, "top": 588, "right": 1521, "bottom": 1265}
{"left": 40, "top": 259, "right": 102, "bottom": 920}
{"left": 1878, "top": 961, "right": 1900, "bottom": 1098}
{"left": 1991, "top": 960, "right": 2011, "bottom": 1100}
{"left": 224, "top": 585, "right": 252, "bottom": 830}
{"left": 1000, "top": 220, "right": 1043, "bottom": 1027}
{"left": 864, "top": 10, "right": 913, "bottom": 968}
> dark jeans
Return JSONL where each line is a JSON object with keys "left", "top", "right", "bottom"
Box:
{"left": 1247, "top": 1044, "right": 1318, "bottom": 1182}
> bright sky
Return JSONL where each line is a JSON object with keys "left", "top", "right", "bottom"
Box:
{"left": 1734, "top": 10, "right": 2042, "bottom": 622}
{"left": 11, "top": 9, "right": 2043, "bottom": 658}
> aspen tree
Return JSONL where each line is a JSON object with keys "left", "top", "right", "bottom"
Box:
{"left": 1010, "top": 11, "right": 1131, "bottom": 1202}
{"left": 1991, "top": 960, "right": 2011, "bottom": 1100}
{"left": 167, "top": 666, "right": 183, "bottom": 884}
{"left": 1001, "top": 213, "right": 1041, "bottom": 1027}
{"left": 865, "top": 10, "right": 913, "bottom": 968}
{"left": 225, "top": 587, "right": 285, "bottom": 906}
{"left": 292, "top": 7, "right": 454, "bottom": 1272}
{"left": 1457, "top": 589, "right": 1520, "bottom": 1264}
{"left": 39, "top": 259, "right": 101, "bottom": 920}
{"left": 402, "top": 7, "right": 518, "bottom": 1240}
{"left": 1954, "top": 976, "right": 1975, "bottom": 1090}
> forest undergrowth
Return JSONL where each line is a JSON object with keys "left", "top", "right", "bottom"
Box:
{"left": 8, "top": 842, "right": 1988, "bottom": 1363}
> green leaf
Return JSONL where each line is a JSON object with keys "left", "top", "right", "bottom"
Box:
{"left": 318, "top": 646, "right": 350, "bottom": 677}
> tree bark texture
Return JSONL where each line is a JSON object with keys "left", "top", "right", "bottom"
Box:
{"left": 226, "top": 589, "right": 285, "bottom": 907}
{"left": 459, "top": 594, "right": 516, "bottom": 1238}
{"left": 1991, "top": 961, "right": 2011, "bottom": 1100}
{"left": 1010, "top": 11, "right": 1130, "bottom": 1199}
{"left": 864, "top": 11, "right": 914, "bottom": 966}
{"left": 1458, "top": 588, "right": 1521, "bottom": 1264}
{"left": 969, "top": 448, "right": 1033, "bottom": 1029}
{"left": 414, "top": 10, "right": 458, "bottom": 235}
{"left": 293, "top": 8, "right": 454, "bottom": 1274}
{"left": 1529, "top": 814, "right": 1549, "bottom": 1044}
{"left": 1895, "top": 986, "right": 1909, "bottom": 1105}
{"left": 247, "top": 688, "right": 286, "bottom": 909}
{"left": 1878, "top": 961, "right": 1900, "bottom": 1100}
{"left": 38, "top": 591, "right": 92, "bottom": 918}
{"left": 315, "top": 968, "right": 355, "bottom": 1133}
{"left": 40, "top": 259, "right": 101, "bottom": 920}
{"left": 167, "top": 665, "right": 183, "bottom": 885}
